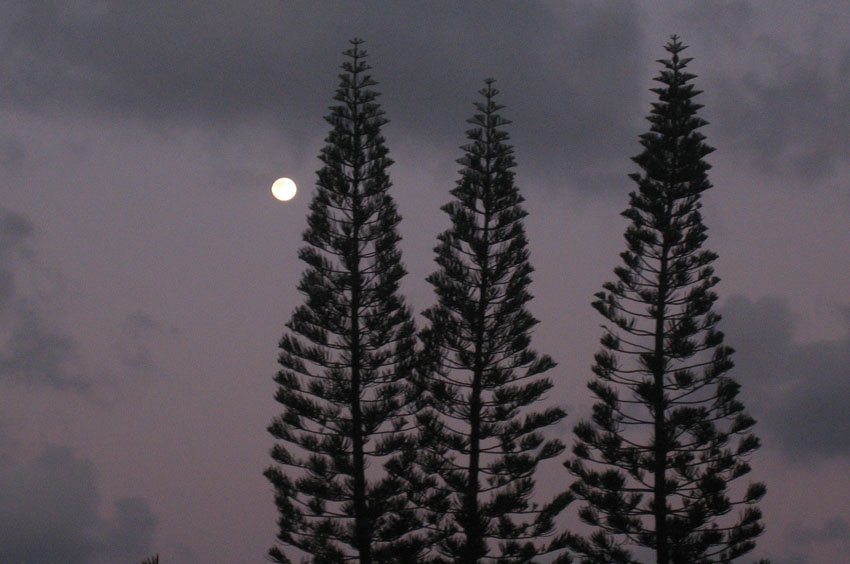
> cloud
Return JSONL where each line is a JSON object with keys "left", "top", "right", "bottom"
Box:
{"left": 767, "top": 516, "right": 850, "bottom": 564}
{"left": 719, "top": 295, "right": 850, "bottom": 459}
{"left": 701, "top": 7, "right": 850, "bottom": 180}
{"left": 0, "top": 207, "right": 88, "bottom": 389}
{"left": 0, "top": 1, "right": 646, "bottom": 194}
{"left": 0, "top": 445, "right": 157, "bottom": 564}
{"left": 772, "top": 336, "right": 850, "bottom": 456}
{"left": 116, "top": 311, "right": 177, "bottom": 376}
{"left": 0, "top": 207, "right": 33, "bottom": 312}
{"left": 0, "top": 207, "right": 33, "bottom": 258}
{"left": 718, "top": 56, "right": 850, "bottom": 179}
{"left": 789, "top": 516, "right": 850, "bottom": 548}
{"left": 100, "top": 497, "right": 159, "bottom": 563}
{"left": 0, "top": 134, "right": 25, "bottom": 174}
{"left": 675, "top": 0, "right": 754, "bottom": 47}
{"left": 841, "top": 304, "right": 850, "bottom": 327}
{"left": 0, "top": 303, "right": 87, "bottom": 389}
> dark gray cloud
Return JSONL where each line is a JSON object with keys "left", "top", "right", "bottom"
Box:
{"left": 0, "top": 134, "right": 25, "bottom": 174}
{"left": 788, "top": 516, "right": 850, "bottom": 551}
{"left": 768, "top": 516, "right": 850, "bottom": 564}
{"left": 0, "top": 445, "right": 157, "bottom": 564}
{"left": 116, "top": 311, "right": 177, "bottom": 375}
{"left": 675, "top": 0, "right": 754, "bottom": 47}
{"left": 720, "top": 295, "right": 850, "bottom": 458}
{"left": 0, "top": 445, "right": 99, "bottom": 563}
{"left": 715, "top": 52, "right": 850, "bottom": 179}
{"left": 0, "top": 207, "right": 87, "bottom": 389}
{"left": 841, "top": 304, "right": 850, "bottom": 327}
{"left": 0, "top": 1, "right": 646, "bottom": 193}
{"left": 689, "top": 1, "right": 850, "bottom": 181}
{"left": 0, "top": 303, "right": 87, "bottom": 389}
{"left": 100, "top": 497, "right": 159, "bottom": 564}
{"left": 1, "top": 1, "right": 320, "bottom": 126}
{"left": 774, "top": 335, "right": 850, "bottom": 456}
{"left": 0, "top": 207, "right": 33, "bottom": 258}
{"left": 0, "top": 207, "right": 33, "bottom": 312}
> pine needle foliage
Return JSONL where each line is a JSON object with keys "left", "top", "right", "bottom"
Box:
{"left": 265, "top": 39, "right": 421, "bottom": 564}
{"left": 565, "top": 37, "right": 766, "bottom": 564}
{"left": 415, "top": 79, "right": 572, "bottom": 563}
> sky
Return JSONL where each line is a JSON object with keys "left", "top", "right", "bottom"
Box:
{"left": 0, "top": 1, "right": 848, "bottom": 562}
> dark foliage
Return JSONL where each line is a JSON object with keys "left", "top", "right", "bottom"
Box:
{"left": 265, "top": 39, "right": 421, "bottom": 564}
{"left": 564, "top": 37, "right": 766, "bottom": 564}
{"left": 413, "top": 80, "right": 572, "bottom": 563}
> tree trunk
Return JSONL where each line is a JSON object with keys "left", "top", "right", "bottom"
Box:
{"left": 653, "top": 201, "right": 672, "bottom": 564}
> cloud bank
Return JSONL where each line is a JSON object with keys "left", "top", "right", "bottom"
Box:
{"left": 720, "top": 295, "right": 850, "bottom": 459}
{"left": 0, "top": 444, "right": 157, "bottom": 564}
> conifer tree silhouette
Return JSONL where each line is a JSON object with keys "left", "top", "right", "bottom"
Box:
{"left": 565, "top": 36, "right": 766, "bottom": 564}
{"left": 415, "top": 79, "right": 571, "bottom": 563}
{"left": 265, "top": 39, "right": 421, "bottom": 564}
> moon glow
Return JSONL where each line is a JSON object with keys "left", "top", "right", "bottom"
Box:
{"left": 271, "top": 177, "right": 297, "bottom": 201}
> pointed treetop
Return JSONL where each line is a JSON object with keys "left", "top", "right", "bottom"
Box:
{"left": 666, "top": 34, "right": 685, "bottom": 51}
{"left": 659, "top": 34, "right": 692, "bottom": 69}
{"left": 467, "top": 78, "right": 509, "bottom": 130}
{"left": 479, "top": 77, "right": 501, "bottom": 100}
{"left": 347, "top": 37, "right": 366, "bottom": 56}
{"left": 342, "top": 37, "right": 371, "bottom": 73}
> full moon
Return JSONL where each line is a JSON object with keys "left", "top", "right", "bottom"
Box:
{"left": 271, "top": 177, "right": 297, "bottom": 201}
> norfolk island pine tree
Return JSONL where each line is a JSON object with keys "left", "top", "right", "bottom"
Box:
{"left": 265, "top": 39, "right": 424, "bottom": 563}
{"left": 410, "top": 79, "right": 573, "bottom": 563}
{"left": 564, "top": 37, "right": 767, "bottom": 564}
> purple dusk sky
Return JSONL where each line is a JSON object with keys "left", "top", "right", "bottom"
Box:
{"left": 1, "top": 2, "right": 848, "bottom": 562}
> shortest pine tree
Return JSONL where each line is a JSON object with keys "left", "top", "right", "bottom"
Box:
{"left": 413, "top": 79, "right": 572, "bottom": 563}
{"left": 565, "top": 36, "right": 766, "bottom": 564}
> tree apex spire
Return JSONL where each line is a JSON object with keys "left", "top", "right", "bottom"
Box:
{"left": 666, "top": 34, "right": 687, "bottom": 53}
{"left": 345, "top": 37, "right": 368, "bottom": 61}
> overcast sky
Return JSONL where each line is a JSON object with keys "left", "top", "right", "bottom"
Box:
{"left": 1, "top": 1, "right": 848, "bottom": 563}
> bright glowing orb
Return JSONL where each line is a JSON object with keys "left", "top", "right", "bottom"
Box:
{"left": 271, "top": 177, "right": 297, "bottom": 201}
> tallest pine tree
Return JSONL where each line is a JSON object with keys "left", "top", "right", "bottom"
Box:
{"left": 265, "top": 39, "right": 419, "bottom": 563}
{"left": 566, "top": 37, "right": 766, "bottom": 563}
